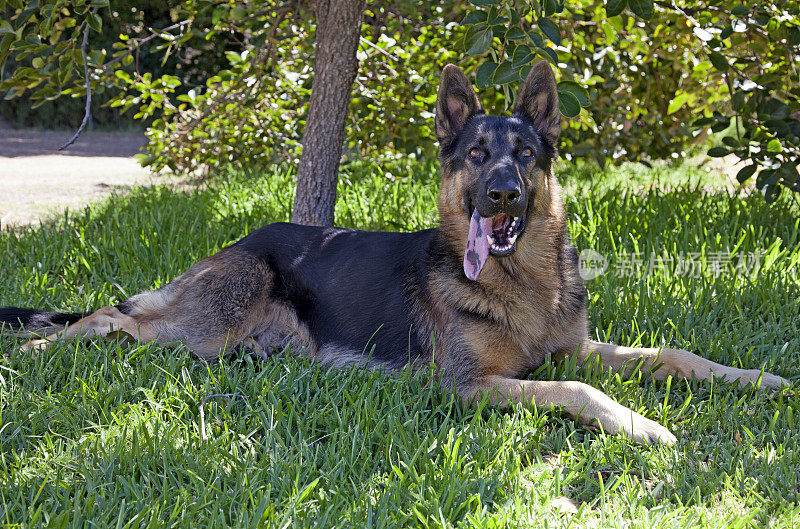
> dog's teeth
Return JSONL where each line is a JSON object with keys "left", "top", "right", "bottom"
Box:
{"left": 509, "top": 234, "right": 517, "bottom": 244}
{"left": 487, "top": 234, "right": 494, "bottom": 245}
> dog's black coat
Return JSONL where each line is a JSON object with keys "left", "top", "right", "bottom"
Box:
{"left": 234, "top": 222, "right": 442, "bottom": 364}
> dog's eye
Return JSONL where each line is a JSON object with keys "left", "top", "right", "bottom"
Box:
{"left": 468, "top": 148, "right": 482, "bottom": 159}
{"left": 520, "top": 147, "right": 533, "bottom": 158}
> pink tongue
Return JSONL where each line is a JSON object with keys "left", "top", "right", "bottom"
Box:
{"left": 463, "top": 210, "right": 493, "bottom": 280}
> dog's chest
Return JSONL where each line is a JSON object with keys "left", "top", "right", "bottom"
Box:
{"left": 456, "top": 294, "right": 563, "bottom": 376}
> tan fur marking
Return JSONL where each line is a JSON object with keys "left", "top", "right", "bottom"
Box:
{"left": 466, "top": 375, "right": 676, "bottom": 445}
{"left": 254, "top": 302, "right": 317, "bottom": 357}
{"left": 23, "top": 306, "right": 160, "bottom": 353}
{"left": 463, "top": 324, "right": 528, "bottom": 378}
{"left": 579, "top": 340, "right": 788, "bottom": 389}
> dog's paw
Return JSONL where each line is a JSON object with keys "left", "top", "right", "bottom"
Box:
{"left": 732, "top": 369, "right": 790, "bottom": 390}
{"left": 625, "top": 413, "right": 677, "bottom": 446}
{"left": 20, "top": 338, "right": 50, "bottom": 355}
{"left": 593, "top": 405, "right": 677, "bottom": 446}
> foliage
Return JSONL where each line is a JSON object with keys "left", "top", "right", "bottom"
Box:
{"left": 1, "top": 0, "right": 798, "bottom": 199}
{"left": 0, "top": 0, "right": 465, "bottom": 172}
{"left": 458, "top": 0, "right": 800, "bottom": 200}
{"left": 0, "top": 0, "right": 234, "bottom": 129}
{"left": 1, "top": 162, "right": 799, "bottom": 526}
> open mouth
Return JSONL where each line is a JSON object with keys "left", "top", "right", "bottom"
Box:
{"left": 462, "top": 207, "right": 527, "bottom": 281}
{"left": 487, "top": 213, "right": 524, "bottom": 256}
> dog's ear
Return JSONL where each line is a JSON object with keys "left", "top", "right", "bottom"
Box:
{"left": 435, "top": 64, "right": 483, "bottom": 146}
{"left": 514, "top": 60, "right": 561, "bottom": 146}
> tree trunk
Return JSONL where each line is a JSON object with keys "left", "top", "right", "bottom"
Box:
{"left": 291, "top": 0, "right": 365, "bottom": 226}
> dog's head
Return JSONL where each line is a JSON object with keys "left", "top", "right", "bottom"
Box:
{"left": 435, "top": 61, "right": 561, "bottom": 281}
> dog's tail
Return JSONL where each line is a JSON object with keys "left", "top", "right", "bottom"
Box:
{"left": 0, "top": 307, "right": 92, "bottom": 337}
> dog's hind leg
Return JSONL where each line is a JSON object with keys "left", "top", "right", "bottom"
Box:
{"left": 579, "top": 340, "right": 788, "bottom": 390}
{"left": 18, "top": 248, "right": 280, "bottom": 360}
{"left": 21, "top": 305, "right": 160, "bottom": 353}
{"left": 465, "top": 375, "right": 677, "bottom": 445}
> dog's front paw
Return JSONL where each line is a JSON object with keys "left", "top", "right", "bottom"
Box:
{"left": 626, "top": 413, "right": 676, "bottom": 446}
{"left": 733, "top": 369, "right": 790, "bottom": 390}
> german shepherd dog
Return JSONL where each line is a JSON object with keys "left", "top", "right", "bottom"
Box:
{"left": 0, "top": 61, "right": 788, "bottom": 445}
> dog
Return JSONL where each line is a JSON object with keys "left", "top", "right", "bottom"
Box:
{"left": 0, "top": 61, "right": 788, "bottom": 445}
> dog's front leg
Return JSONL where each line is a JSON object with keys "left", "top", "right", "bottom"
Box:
{"left": 580, "top": 340, "right": 789, "bottom": 390}
{"left": 466, "top": 375, "right": 677, "bottom": 445}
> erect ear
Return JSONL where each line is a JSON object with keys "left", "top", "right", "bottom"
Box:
{"left": 514, "top": 60, "right": 561, "bottom": 146}
{"left": 435, "top": 64, "right": 483, "bottom": 146}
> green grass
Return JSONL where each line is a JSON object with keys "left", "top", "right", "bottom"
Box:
{"left": 1, "top": 158, "right": 799, "bottom": 528}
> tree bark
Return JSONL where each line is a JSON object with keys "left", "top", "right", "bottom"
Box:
{"left": 291, "top": 0, "right": 365, "bottom": 226}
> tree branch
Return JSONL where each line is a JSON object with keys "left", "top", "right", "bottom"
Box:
{"left": 99, "top": 20, "right": 192, "bottom": 73}
{"left": 58, "top": 16, "right": 93, "bottom": 151}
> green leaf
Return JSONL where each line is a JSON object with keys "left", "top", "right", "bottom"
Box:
{"left": 709, "top": 52, "right": 728, "bottom": 71}
{"left": 475, "top": 61, "right": 498, "bottom": 88}
{"left": 692, "top": 117, "right": 714, "bottom": 126}
{"left": 766, "top": 139, "right": 782, "bottom": 152}
{"left": 629, "top": 0, "right": 654, "bottom": 19}
{"left": 557, "top": 80, "right": 589, "bottom": 106}
{"left": 668, "top": 92, "right": 691, "bottom": 114}
{"left": 87, "top": 12, "right": 102, "bottom": 33}
{"left": 558, "top": 90, "right": 581, "bottom": 118}
{"left": 708, "top": 146, "right": 730, "bottom": 157}
{"left": 494, "top": 61, "right": 519, "bottom": 84}
{"left": 136, "top": 153, "right": 158, "bottom": 167}
{"left": 466, "top": 28, "right": 493, "bottom": 55}
{"left": 756, "top": 169, "right": 777, "bottom": 189}
{"left": 710, "top": 121, "right": 729, "bottom": 133}
{"left": 230, "top": 6, "right": 247, "bottom": 21}
{"left": 736, "top": 164, "right": 757, "bottom": 183}
{"left": 721, "top": 136, "right": 739, "bottom": 148}
{"left": 778, "top": 162, "right": 799, "bottom": 182}
{"left": 505, "top": 27, "right": 526, "bottom": 40}
{"left": 731, "top": 5, "right": 750, "bottom": 17}
{"left": 512, "top": 45, "right": 536, "bottom": 67}
{"left": 606, "top": 0, "right": 628, "bottom": 17}
{"left": 462, "top": 10, "right": 488, "bottom": 25}
{"left": 470, "top": 0, "right": 500, "bottom": 6}
{"left": 0, "top": 35, "right": 15, "bottom": 67}
{"left": 527, "top": 30, "right": 544, "bottom": 47}
{"left": 537, "top": 46, "right": 558, "bottom": 64}
{"left": 766, "top": 119, "right": 791, "bottom": 137}
{"left": 538, "top": 18, "right": 561, "bottom": 46}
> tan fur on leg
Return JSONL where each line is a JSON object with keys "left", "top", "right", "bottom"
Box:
{"left": 580, "top": 340, "right": 788, "bottom": 390}
{"left": 466, "top": 375, "right": 676, "bottom": 445}
{"left": 22, "top": 306, "right": 159, "bottom": 353}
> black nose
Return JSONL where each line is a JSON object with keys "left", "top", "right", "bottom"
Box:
{"left": 487, "top": 183, "right": 521, "bottom": 205}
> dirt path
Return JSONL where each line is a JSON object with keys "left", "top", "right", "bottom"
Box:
{"left": 0, "top": 122, "right": 168, "bottom": 228}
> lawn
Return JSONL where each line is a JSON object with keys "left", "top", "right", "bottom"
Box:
{"left": 1, "top": 158, "right": 799, "bottom": 528}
